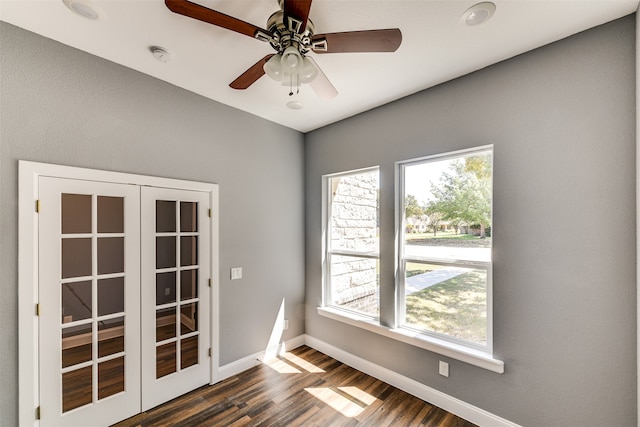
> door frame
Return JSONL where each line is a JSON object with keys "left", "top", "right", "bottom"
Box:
{"left": 18, "top": 161, "right": 220, "bottom": 427}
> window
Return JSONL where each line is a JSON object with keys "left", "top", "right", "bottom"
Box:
{"left": 399, "top": 147, "right": 492, "bottom": 351}
{"left": 325, "top": 168, "right": 379, "bottom": 318}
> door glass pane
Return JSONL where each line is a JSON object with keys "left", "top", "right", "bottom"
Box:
{"left": 156, "top": 342, "right": 177, "bottom": 379}
{"left": 98, "top": 317, "right": 125, "bottom": 358}
{"left": 180, "top": 269, "right": 198, "bottom": 301}
{"left": 62, "top": 281, "right": 92, "bottom": 323}
{"left": 97, "top": 196, "right": 124, "bottom": 233}
{"left": 62, "top": 238, "right": 92, "bottom": 279}
{"left": 156, "top": 272, "right": 176, "bottom": 305}
{"left": 62, "top": 193, "right": 92, "bottom": 234}
{"left": 156, "top": 307, "right": 176, "bottom": 342}
{"left": 97, "top": 277, "right": 124, "bottom": 316}
{"left": 156, "top": 237, "right": 176, "bottom": 269}
{"left": 156, "top": 201, "right": 176, "bottom": 233}
{"left": 180, "top": 236, "right": 198, "bottom": 267}
{"left": 62, "top": 323, "right": 92, "bottom": 368}
{"left": 180, "top": 202, "right": 198, "bottom": 232}
{"left": 98, "top": 357, "right": 125, "bottom": 400}
{"left": 97, "top": 237, "right": 124, "bottom": 275}
{"left": 62, "top": 366, "right": 93, "bottom": 412}
{"left": 180, "top": 336, "right": 198, "bottom": 369}
{"left": 180, "top": 302, "right": 198, "bottom": 335}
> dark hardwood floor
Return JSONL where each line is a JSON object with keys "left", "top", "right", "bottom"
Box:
{"left": 112, "top": 345, "right": 477, "bottom": 427}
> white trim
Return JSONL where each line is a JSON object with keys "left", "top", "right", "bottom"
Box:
{"left": 636, "top": 6, "right": 639, "bottom": 426}
{"left": 318, "top": 306, "right": 504, "bottom": 373}
{"left": 18, "top": 161, "right": 220, "bottom": 426}
{"left": 216, "top": 335, "right": 306, "bottom": 382}
{"left": 304, "top": 334, "right": 519, "bottom": 427}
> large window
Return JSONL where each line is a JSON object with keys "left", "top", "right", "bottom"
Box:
{"left": 325, "top": 168, "right": 379, "bottom": 318}
{"left": 399, "top": 147, "right": 492, "bottom": 351}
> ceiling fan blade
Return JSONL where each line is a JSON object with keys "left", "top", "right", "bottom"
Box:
{"left": 311, "top": 28, "right": 402, "bottom": 53}
{"left": 283, "top": 0, "right": 312, "bottom": 33}
{"left": 307, "top": 57, "right": 338, "bottom": 100}
{"left": 165, "top": 0, "right": 271, "bottom": 40}
{"left": 229, "top": 54, "right": 275, "bottom": 90}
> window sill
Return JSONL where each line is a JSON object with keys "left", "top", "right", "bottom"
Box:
{"left": 317, "top": 306, "right": 504, "bottom": 374}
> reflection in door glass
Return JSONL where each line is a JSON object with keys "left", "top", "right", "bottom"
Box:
{"left": 180, "top": 302, "right": 198, "bottom": 335}
{"left": 98, "top": 237, "right": 124, "bottom": 275}
{"left": 97, "top": 196, "right": 124, "bottom": 233}
{"left": 62, "top": 366, "right": 93, "bottom": 412}
{"left": 62, "top": 193, "right": 92, "bottom": 234}
{"left": 98, "top": 357, "right": 125, "bottom": 400}
{"left": 62, "top": 323, "right": 92, "bottom": 368}
{"left": 156, "top": 200, "right": 176, "bottom": 233}
{"left": 156, "top": 272, "right": 177, "bottom": 305}
{"left": 180, "top": 202, "right": 198, "bottom": 232}
{"left": 156, "top": 236, "right": 176, "bottom": 269}
{"left": 180, "top": 269, "right": 198, "bottom": 301}
{"left": 156, "top": 342, "right": 177, "bottom": 379}
{"left": 97, "top": 277, "right": 124, "bottom": 316}
{"left": 62, "top": 280, "right": 92, "bottom": 323}
{"left": 156, "top": 307, "right": 177, "bottom": 342}
{"left": 180, "top": 236, "right": 198, "bottom": 266}
{"left": 62, "top": 238, "right": 92, "bottom": 279}
{"left": 98, "top": 317, "right": 125, "bottom": 358}
{"left": 180, "top": 336, "right": 198, "bottom": 369}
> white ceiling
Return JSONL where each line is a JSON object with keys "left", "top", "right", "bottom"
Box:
{"left": 1, "top": 0, "right": 637, "bottom": 132}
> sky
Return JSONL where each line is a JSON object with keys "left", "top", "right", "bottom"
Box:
{"left": 404, "top": 158, "right": 455, "bottom": 205}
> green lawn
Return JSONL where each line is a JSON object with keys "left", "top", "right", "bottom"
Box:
{"left": 405, "top": 270, "right": 487, "bottom": 345}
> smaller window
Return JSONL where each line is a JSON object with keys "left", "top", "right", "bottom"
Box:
{"left": 325, "top": 168, "right": 379, "bottom": 318}
{"left": 399, "top": 147, "right": 493, "bottom": 351}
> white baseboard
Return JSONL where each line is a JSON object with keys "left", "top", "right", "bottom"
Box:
{"left": 304, "top": 334, "right": 520, "bottom": 427}
{"left": 217, "top": 334, "right": 306, "bottom": 382}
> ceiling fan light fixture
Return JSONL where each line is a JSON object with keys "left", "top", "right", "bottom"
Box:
{"left": 264, "top": 54, "right": 283, "bottom": 81}
{"left": 299, "top": 57, "right": 318, "bottom": 84}
{"left": 462, "top": 2, "right": 496, "bottom": 26}
{"left": 281, "top": 46, "right": 303, "bottom": 73}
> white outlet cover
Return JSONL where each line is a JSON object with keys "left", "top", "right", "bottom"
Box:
{"left": 439, "top": 361, "right": 449, "bottom": 377}
{"left": 231, "top": 267, "right": 242, "bottom": 280}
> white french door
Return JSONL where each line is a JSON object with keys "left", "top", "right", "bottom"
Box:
{"left": 141, "top": 187, "right": 211, "bottom": 410}
{"left": 36, "top": 175, "right": 213, "bottom": 426}
{"left": 38, "top": 177, "right": 141, "bottom": 427}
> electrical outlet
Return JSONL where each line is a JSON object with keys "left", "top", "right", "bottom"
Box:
{"left": 231, "top": 267, "right": 242, "bottom": 280}
{"left": 439, "top": 361, "right": 449, "bottom": 377}
{"left": 165, "top": 288, "right": 171, "bottom": 296}
{"left": 283, "top": 319, "right": 289, "bottom": 330}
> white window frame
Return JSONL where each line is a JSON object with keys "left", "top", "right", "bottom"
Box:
{"left": 397, "top": 146, "right": 493, "bottom": 354}
{"left": 318, "top": 148, "right": 504, "bottom": 373}
{"left": 323, "top": 167, "right": 380, "bottom": 320}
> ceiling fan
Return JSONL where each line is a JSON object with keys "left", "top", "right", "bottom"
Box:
{"left": 165, "top": 0, "right": 402, "bottom": 99}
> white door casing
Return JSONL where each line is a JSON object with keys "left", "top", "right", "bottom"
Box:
{"left": 18, "top": 161, "right": 220, "bottom": 427}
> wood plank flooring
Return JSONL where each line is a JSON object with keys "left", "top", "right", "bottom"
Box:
{"left": 112, "top": 346, "right": 477, "bottom": 427}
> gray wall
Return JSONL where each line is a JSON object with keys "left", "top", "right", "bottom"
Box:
{"left": 0, "top": 22, "right": 305, "bottom": 425}
{"left": 305, "top": 16, "right": 636, "bottom": 427}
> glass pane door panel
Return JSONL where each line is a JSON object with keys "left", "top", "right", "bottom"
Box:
{"left": 62, "top": 238, "right": 92, "bottom": 279}
{"left": 156, "top": 237, "right": 176, "bottom": 269}
{"left": 97, "top": 196, "right": 124, "bottom": 233}
{"left": 180, "top": 303, "right": 198, "bottom": 335}
{"left": 180, "top": 236, "right": 198, "bottom": 266}
{"left": 156, "top": 307, "right": 176, "bottom": 342}
{"left": 62, "top": 193, "right": 92, "bottom": 234}
{"left": 62, "top": 281, "right": 92, "bottom": 323}
{"left": 156, "top": 201, "right": 176, "bottom": 233}
{"left": 62, "top": 366, "right": 93, "bottom": 412}
{"left": 156, "top": 272, "right": 176, "bottom": 305}
{"left": 156, "top": 343, "right": 177, "bottom": 379}
{"left": 98, "top": 317, "right": 125, "bottom": 357}
{"left": 180, "top": 270, "right": 198, "bottom": 301}
{"left": 97, "top": 277, "right": 124, "bottom": 316}
{"left": 98, "top": 357, "right": 125, "bottom": 400}
{"left": 62, "top": 323, "right": 92, "bottom": 368}
{"left": 180, "top": 336, "right": 198, "bottom": 369}
{"left": 180, "top": 202, "right": 197, "bottom": 232}
{"left": 98, "top": 237, "right": 124, "bottom": 275}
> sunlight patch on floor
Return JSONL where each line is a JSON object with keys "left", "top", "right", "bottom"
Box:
{"left": 264, "top": 357, "right": 301, "bottom": 374}
{"left": 305, "top": 386, "right": 375, "bottom": 418}
{"left": 281, "top": 351, "right": 325, "bottom": 373}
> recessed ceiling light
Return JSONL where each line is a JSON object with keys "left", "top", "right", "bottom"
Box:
{"left": 150, "top": 46, "right": 172, "bottom": 63}
{"left": 63, "top": 0, "right": 102, "bottom": 20}
{"left": 287, "top": 101, "right": 304, "bottom": 110}
{"left": 461, "top": 2, "right": 496, "bottom": 26}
